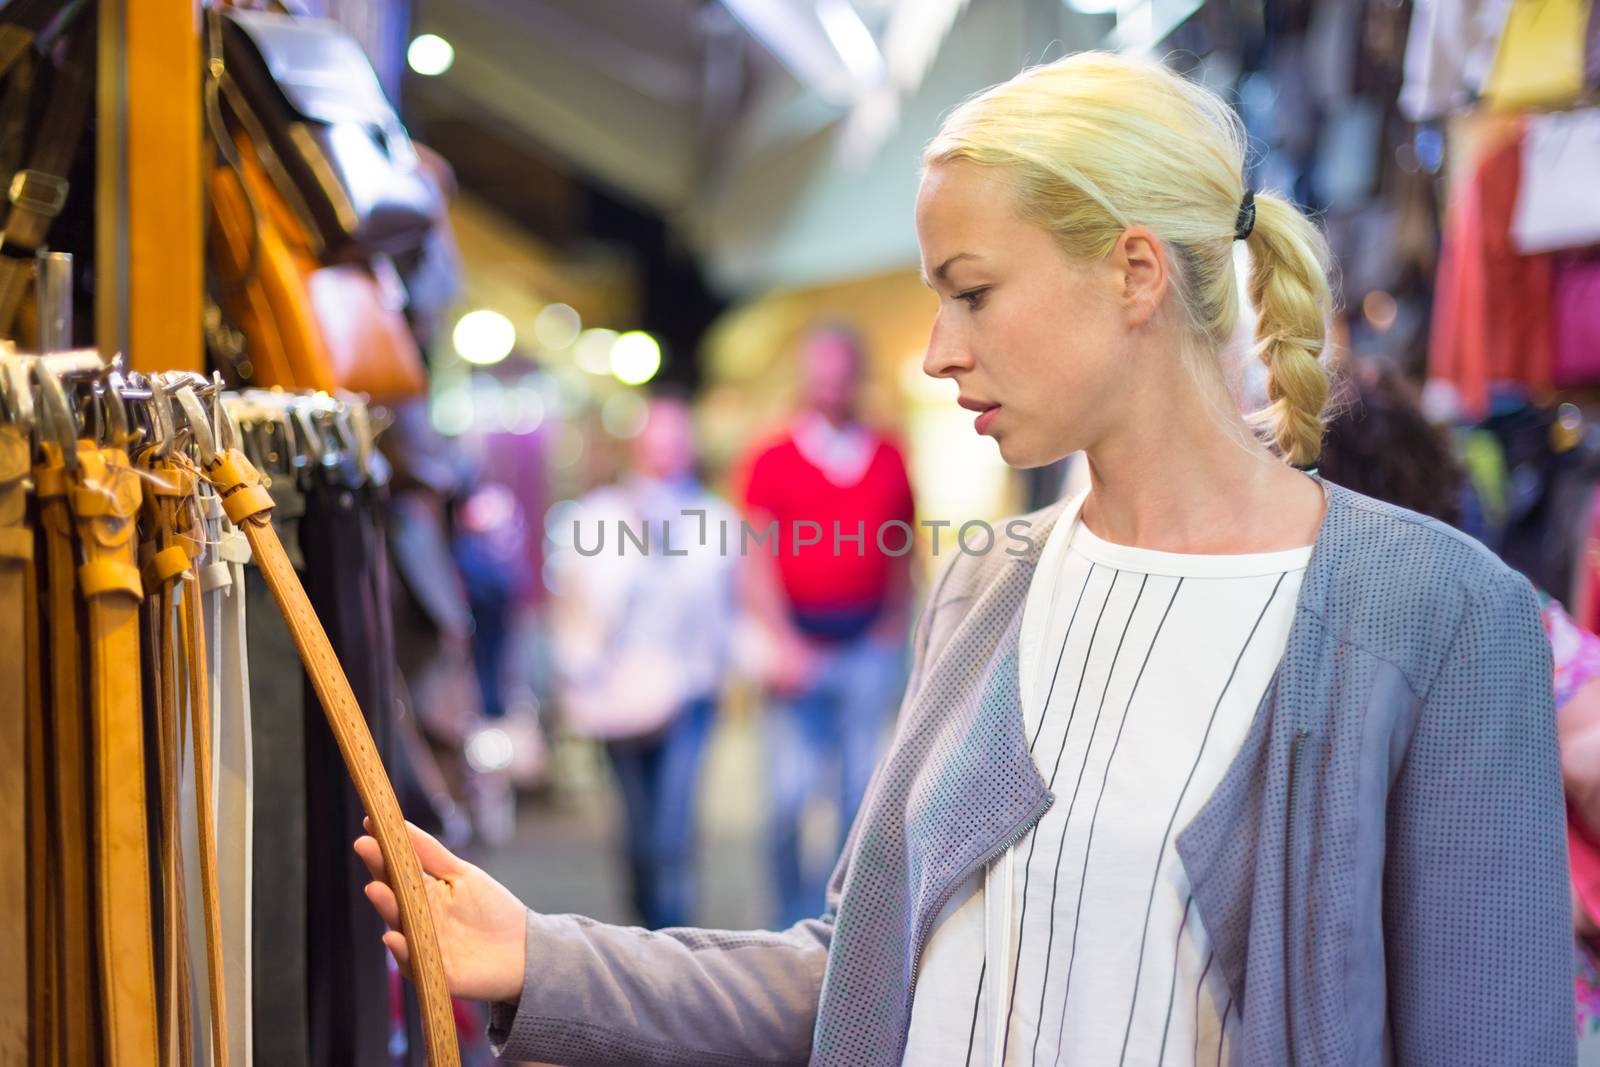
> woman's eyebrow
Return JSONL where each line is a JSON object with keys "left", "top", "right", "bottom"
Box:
{"left": 920, "top": 251, "right": 979, "bottom": 288}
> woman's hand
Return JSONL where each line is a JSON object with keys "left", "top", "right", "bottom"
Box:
{"left": 353, "top": 818, "right": 528, "bottom": 1004}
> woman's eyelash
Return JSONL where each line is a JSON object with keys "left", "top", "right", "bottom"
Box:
{"left": 956, "top": 287, "right": 989, "bottom": 308}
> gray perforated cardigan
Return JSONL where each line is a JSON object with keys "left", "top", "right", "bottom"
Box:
{"left": 488, "top": 482, "right": 1573, "bottom": 1066}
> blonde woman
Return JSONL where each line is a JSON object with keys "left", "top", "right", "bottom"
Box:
{"left": 355, "top": 52, "right": 1571, "bottom": 1066}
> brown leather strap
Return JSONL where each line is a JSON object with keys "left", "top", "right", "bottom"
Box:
{"left": 22, "top": 438, "right": 56, "bottom": 1067}
{"left": 1, "top": 423, "right": 34, "bottom": 1061}
{"left": 138, "top": 450, "right": 193, "bottom": 1067}
{"left": 70, "top": 443, "right": 159, "bottom": 1067}
{"left": 202, "top": 447, "right": 461, "bottom": 1067}
{"left": 35, "top": 441, "right": 94, "bottom": 1065}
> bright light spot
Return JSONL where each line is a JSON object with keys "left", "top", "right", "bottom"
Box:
{"left": 1061, "top": 0, "right": 1122, "bottom": 12}
{"left": 430, "top": 384, "right": 474, "bottom": 437}
{"left": 601, "top": 392, "right": 649, "bottom": 438}
{"left": 610, "top": 331, "right": 661, "bottom": 386}
{"left": 407, "top": 34, "right": 454, "bottom": 77}
{"left": 534, "top": 303, "right": 582, "bottom": 350}
{"left": 575, "top": 328, "right": 617, "bottom": 375}
{"left": 465, "top": 728, "right": 513, "bottom": 773}
{"left": 505, "top": 384, "right": 547, "bottom": 435}
{"left": 453, "top": 309, "right": 516, "bottom": 365}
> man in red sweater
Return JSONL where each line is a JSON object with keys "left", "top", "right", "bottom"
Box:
{"left": 735, "top": 325, "right": 917, "bottom": 927}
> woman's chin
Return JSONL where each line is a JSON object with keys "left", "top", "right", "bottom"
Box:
{"left": 995, "top": 435, "right": 1070, "bottom": 471}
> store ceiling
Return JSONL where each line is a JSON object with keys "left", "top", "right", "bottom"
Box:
{"left": 408, "top": 0, "right": 1203, "bottom": 294}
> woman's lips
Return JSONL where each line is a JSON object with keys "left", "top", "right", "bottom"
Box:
{"left": 973, "top": 405, "right": 1001, "bottom": 434}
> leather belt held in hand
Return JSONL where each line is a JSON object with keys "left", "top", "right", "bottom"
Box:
{"left": 197, "top": 436, "right": 460, "bottom": 1067}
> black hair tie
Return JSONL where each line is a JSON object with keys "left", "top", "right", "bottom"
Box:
{"left": 1234, "top": 188, "right": 1256, "bottom": 241}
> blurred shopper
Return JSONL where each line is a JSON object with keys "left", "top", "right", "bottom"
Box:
{"left": 735, "top": 324, "right": 917, "bottom": 926}
{"left": 360, "top": 53, "right": 1569, "bottom": 1067}
{"left": 549, "top": 390, "right": 739, "bottom": 929}
{"left": 1321, "top": 357, "right": 1600, "bottom": 1052}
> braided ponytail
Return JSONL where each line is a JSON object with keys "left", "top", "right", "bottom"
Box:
{"left": 1241, "top": 192, "right": 1333, "bottom": 467}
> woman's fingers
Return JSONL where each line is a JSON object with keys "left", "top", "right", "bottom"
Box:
{"left": 363, "top": 879, "right": 402, "bottom": 929}
{"left": 382, "top": 930, "right": 413, "bottom": 978}
{"left": 355, "top": 817, "right": 464, "bottom": 883}
{"left": 404, "top": 820, "right": 465, "bottom": 879}
{"left": 353, "top": 835, "right": 387, "bottom": 884}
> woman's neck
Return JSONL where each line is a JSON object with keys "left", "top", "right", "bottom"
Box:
{"left": 1077, "top": 391, "right": 1325, "bottom": 555}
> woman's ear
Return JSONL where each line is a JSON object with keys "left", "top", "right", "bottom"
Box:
{"left": 1113, "top": 226, "right": 1168, "bottom": 327}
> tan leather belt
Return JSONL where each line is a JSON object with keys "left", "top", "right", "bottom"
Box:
{"left": 1, "top": 423, "right": 35, "bottom": 1063}
{"left": 70, "top": 442, "right": 160, "bottom": 1067}
{"left": 36, "top": 440, "right": 95, "bottom": 1066}
{"left": 199, "top": 441, "right": 461, "bottom": 1067}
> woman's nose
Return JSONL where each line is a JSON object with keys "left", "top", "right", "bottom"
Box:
{"left": 922, "top": 314, "right": 973, "bottom": 379}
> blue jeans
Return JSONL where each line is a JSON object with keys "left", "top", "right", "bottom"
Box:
{"left": 766, "top": 633, "right": 907, "bottom": 927}
{"left": 604, "top": 697, "right": 715, "bottom": 929}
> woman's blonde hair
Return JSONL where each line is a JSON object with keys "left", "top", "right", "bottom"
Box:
{"left": 924, "top": 52, "right": 1333, "bottom": 466}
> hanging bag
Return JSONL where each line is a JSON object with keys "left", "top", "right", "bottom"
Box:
{"left": 1484, "top": 0, "right": 1594, "bottom": 109}
{"left": 205, "top": 5, "right": 429, "bottom": 404}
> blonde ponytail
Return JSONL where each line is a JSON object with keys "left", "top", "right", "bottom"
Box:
{"left": 925, "top": 51, "right": 1334, "bottom": 466}
{"left": 1242, "top": 192, "right": 1334, "bottom": 467}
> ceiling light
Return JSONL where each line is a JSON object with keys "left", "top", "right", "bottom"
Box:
{"left": 453, "top": 309, "right": 516, "bottom": 365}
{"left": 610, "top": 331, "right": 662, "bottom": 386}
{"left": 407, "top": 34, "right": 454, "bottom": 77}
{"left": 815, "top": 0, "right": 886, "bottom": 87}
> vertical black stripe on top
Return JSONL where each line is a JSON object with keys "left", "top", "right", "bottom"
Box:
{"left": 1051, "top": 577, "right": 1185, "bottom": 1066}
{"left": 965, "top": 561, "right": 1097, "bottom": 1061}
{"left": 1116, "top": 572, "right": 1288, "bottom": 1067}
{"left": 1155, "top": 893, "right": 1196, "bottom": 1062}
{"left": 963, "top": 958, "right": 985, "bottom": 1067}
{"left": 1028, "top": 574, "right": 1149, "bottom": 1067}
{"left": 1001, "top": 569, "right": 1118, "bottom": 1065}
{"left": 1215, "top": 996, "right": 1234, "bottom": 1067}
{"left": 1030, "top": 566, "right": 1097, "bottom": 753}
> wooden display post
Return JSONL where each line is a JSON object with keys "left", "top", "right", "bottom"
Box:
{"left": 98, "top": 0, "right": 203, "bottom": 373}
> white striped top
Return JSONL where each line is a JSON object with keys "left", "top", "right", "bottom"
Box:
{"left": 903, "top": 505, "right": 1311, "bottom": 1067}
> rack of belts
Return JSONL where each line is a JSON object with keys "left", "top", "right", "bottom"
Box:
{"left": 1, "top": 347, "right": 461, "bottom": 1067}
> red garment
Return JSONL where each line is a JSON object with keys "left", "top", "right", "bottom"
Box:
{"left": 1429, "top": 126, "right": 1555, "bottom": 416}
{"left": 736, "top": 426, "right": 915, "bottom": 617}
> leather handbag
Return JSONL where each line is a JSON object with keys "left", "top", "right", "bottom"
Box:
{"left": 217, "top": 8, "right": 440, "bottom": 262}
{"left": 209, "top": 125, "right": 428, "bottom": 404}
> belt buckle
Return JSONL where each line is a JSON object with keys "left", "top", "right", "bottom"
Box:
{"left": 8, "top": 169, "right": 70, "bottom": 217}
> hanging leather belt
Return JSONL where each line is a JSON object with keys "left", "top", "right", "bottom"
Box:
{"left": 1, "top": 423, "right": 34, "bottom": 1062}
{"left": 35, "top": 440, "right": 94, "bottom": 1066}
{"left": 139, "top": 449, "right": 196, "bottom": 1067}
{"left": 199, "top": 483, "right": 254, "bottom": 1067}
{"left": 140, "top": 451, "right": 230, "bottom": 1067}
{"left": 197, "top": 438, "right": 460, "bottom": 1067}
{"left": 69, "top": 442, "right": 159, "bottom": 1067}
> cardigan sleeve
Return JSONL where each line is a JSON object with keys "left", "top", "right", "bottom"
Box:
{"left": 1382, "top": 565, "right": 1574, "bottom": 1066}
{"left": 485, "top": 553, "right": 957, "bottom": 1066}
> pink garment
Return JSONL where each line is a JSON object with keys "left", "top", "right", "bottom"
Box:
{"left": 1542, "top": 597, "right": 1600, "bottom": 1034}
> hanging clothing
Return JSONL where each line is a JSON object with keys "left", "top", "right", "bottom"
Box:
{"left": 903, "top": 511, "right": 1309, "bottom": 1066}
{"left": 1428, "top": 125, "right": 1555, "bottom": 417}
